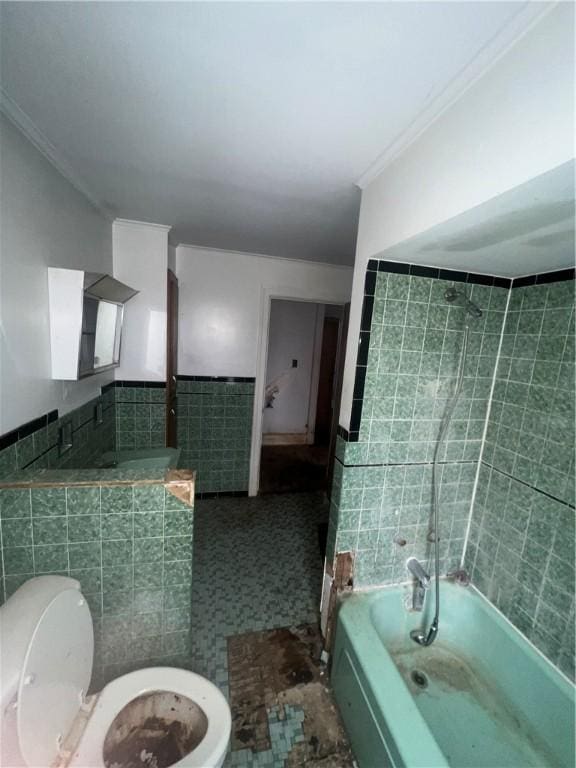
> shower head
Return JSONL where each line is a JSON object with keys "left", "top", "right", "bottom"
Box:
{"left": 444, "top": 287, "right": 483, "bottom": 318}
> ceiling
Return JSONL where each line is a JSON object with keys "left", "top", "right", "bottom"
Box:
{"left": 377, "top": 160, "right": 576, "bottom": 277}
{"left": 0, "top": 2, "right": 552, "bottom": 265}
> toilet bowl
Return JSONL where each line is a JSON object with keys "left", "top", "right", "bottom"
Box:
{"left": 67, "top": 667, "right": 230, "bottom": 768}
{"left": 0, "top": 576, "right": 231, "bottom": 768}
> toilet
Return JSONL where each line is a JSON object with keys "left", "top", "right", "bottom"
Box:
{"left": 0, "top": 576, "right": 231, "bottom": 768}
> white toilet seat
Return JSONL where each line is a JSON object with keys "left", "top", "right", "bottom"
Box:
{"left": 68, "top": 667, "right": 231, "bottom": 768}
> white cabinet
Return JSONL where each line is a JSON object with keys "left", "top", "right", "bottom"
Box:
{"left": 48, "top": 268, "right": 138, "bottom": 380}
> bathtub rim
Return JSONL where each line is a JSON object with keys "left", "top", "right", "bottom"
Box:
{"left": 352, "top": 579, "right": 575, "bottom": 689}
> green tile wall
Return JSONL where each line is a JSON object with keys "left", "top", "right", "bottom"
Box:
{"left": 465, "top": 279, "right": 575, "bottom": 679}
{"left": 114, "top": 385, "right": 166, "bottom": 450}
{"left": 0, "top": 482, "right": 194, "bottom": 688}
{"left": 483, "top": 280, "right": 574, "bottom": 505}
{"left": 0, "top": 378, "right": 252, "bottom": 494}
{"left": 327, "top": 270, "right": 507, "bottom": 588}
{"left": 177, "top": 379, "right": 254, "bottom": 493}
{"left": 329, "top": 460, "right": 476, "bottom": 585}
{"left": 466, "top": 464, "right": 574, "bottom": 678}
{"left": 0, "top": 389, "right": 116, "bottom": 479}
{"left": 359, "top": 273, "right": 507, "bottom": 463}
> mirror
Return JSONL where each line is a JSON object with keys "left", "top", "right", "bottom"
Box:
{"left": 79, "top": 296, "right": 123, "bottom": 376}
{"left": 95, "top": 300, "right": 123, "bottom": 370}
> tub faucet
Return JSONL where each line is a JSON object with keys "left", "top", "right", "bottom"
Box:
{"left": 406, "top": 557, "right": 430, "bottom": 611}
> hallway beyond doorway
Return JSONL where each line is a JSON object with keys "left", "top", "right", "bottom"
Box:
{"left": 259, "top": 445, "right": 329, "bottom": 494}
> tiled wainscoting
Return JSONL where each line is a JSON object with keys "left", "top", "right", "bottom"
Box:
{"left": 330, "top": 262, "right": 575, "bottom": 679}
{"left": 177, "top": 377, "right": 254, "bottom": 494}
{"left": 0, "top": 376, "right": 255, "bottom": 495}
{"left": 0, "top": 479, "right": 194, "bottom": 687}
{"left": 0, "top": 387, "right": 116, "bottom": 479}
{"left": 0, "top": 379, "right": 168, "bottom": 482}
{"left": 114, "top": 381, "right": 166, "bottom": 449}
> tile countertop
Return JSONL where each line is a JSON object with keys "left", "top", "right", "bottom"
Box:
{"left": 0, "top": 468, "right": 196, "bottom": 506}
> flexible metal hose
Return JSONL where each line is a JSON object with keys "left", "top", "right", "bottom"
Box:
{"left": 420, "top": 322, "right": 470, "bottom": 646}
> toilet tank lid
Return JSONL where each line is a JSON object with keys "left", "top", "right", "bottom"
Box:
{"left": 0, "top": 576, "right": 82, "bottom": 704}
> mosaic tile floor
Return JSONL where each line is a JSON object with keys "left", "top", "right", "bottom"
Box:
{"left": 189, "top": 492, "right": 343, "bottom": 767}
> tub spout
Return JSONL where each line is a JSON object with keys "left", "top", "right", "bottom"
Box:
{"left": 407, "top": 557, "right": 430, "bottom": 589}
{"left": 407, "top": 557, "right": 431, "bottom": 612}
{"left": 412, "top": 585, "right": 427, "bottom": 611}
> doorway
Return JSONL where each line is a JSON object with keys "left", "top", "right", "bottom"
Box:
{"left": 259, "top": 300, "right": 344, "bottom": 494}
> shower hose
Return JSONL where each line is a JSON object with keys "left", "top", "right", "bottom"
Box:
{"left": 420, "top": 322, "right": 470, "bottom": 647}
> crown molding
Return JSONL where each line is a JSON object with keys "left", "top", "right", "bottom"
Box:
{"left": 356, "top": 2, "right": 558, "bottom": 190}
{"left": 177, "top": 241, "right": 354, "bottom": 271}
{"left": 0, "top": 88, "right": 111, "bottom": 218}
{"left": 114, "top": 218, "right": 172, "bottom": 232}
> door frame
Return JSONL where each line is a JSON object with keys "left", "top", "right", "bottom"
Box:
{"left": 165, "top": 268, "right": 178, "bottom": 447}
{"left": 249, "top": 287, "right": 346, "bottom": 496}
{"left": 313, "top": 313, "right": 342, "bottom": 448}
{"left": 305, "top": 305, "right": 326, "bottom": 445}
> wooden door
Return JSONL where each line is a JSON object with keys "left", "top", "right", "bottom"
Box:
{"left": 166, "top": 269, "right": 178, "bottom": 447}
{"left": 314, "top": 317, "right": 340, "bottom": 446}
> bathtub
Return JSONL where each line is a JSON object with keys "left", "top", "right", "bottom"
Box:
{"left": 97, "top": 447, "right": 181, "bottom": 471}
{"left": 332, "top": 581, "right": 575, "bottom": 768}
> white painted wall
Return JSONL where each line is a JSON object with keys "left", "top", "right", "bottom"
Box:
{"left": 263, "top": 300, "right": 321, "bottom": 438}
{"left": 175, "top": 244, "right": 352, "bottom": 494}
{"left": 0, "top": 115, "right": 113, "bottom": 434}
{"left": 340, "top": 4, "right": 575, "bottom": 428}
{"left": 112, "top": 220, "right": 170, "bottom": 382}
{"left": 176, "top": 245, "right": 352, "bottom": 377}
